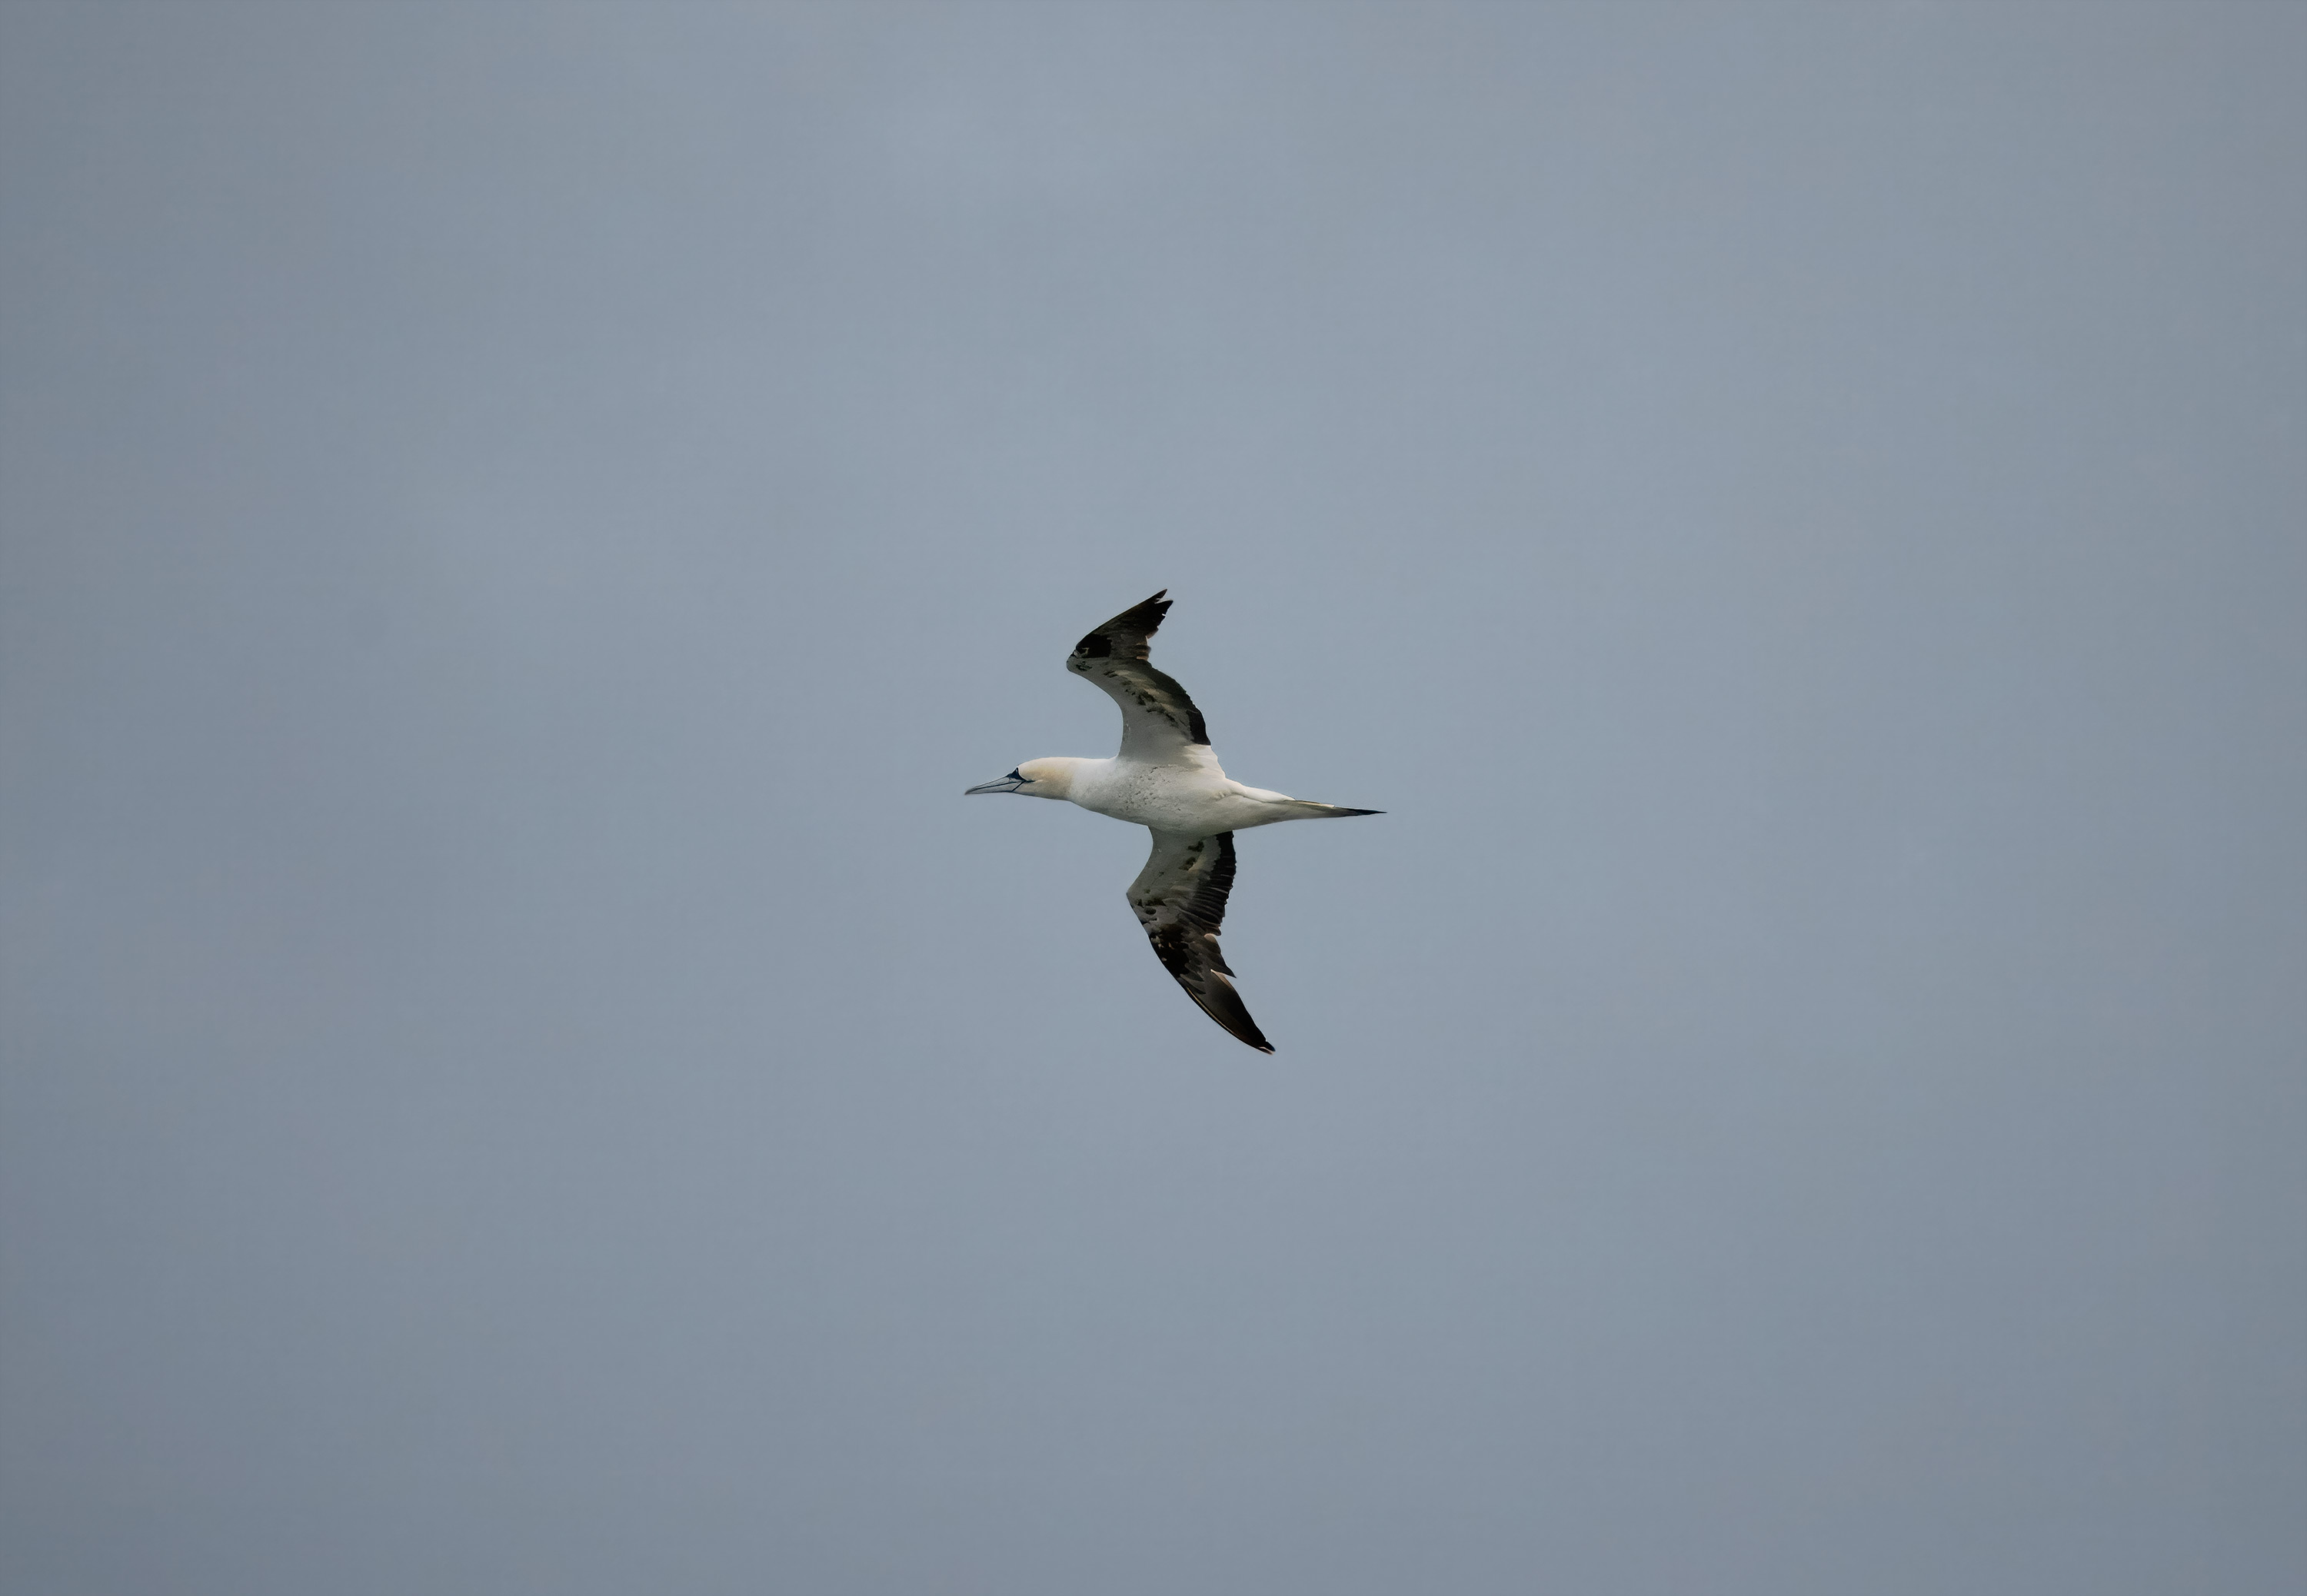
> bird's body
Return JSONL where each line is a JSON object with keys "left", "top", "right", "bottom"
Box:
{"left": 966, "top": 591, "right": 1379, "bottom": 1052}
{"left": 1001, "top": 755, "right": 1365, "bottom": 835}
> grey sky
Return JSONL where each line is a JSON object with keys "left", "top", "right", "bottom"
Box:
{"left": 2, "top": 3, "right": 2301, "bottom": 1593}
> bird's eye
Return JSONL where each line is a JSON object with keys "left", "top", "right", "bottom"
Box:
{"left": 1010, "top": 770, "right": 1026, "bottom": 781}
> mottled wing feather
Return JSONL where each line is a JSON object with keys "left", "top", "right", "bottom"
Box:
{"left": 1127, "top": 830, "right": 1273, "bottom": 1053}
{"left": 1067, "top": 590, "right": 1213, "bottom": 760}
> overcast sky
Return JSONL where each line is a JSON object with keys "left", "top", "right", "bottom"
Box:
{"left": 3, "top": 4, "right": 2302, "bottom": 1593}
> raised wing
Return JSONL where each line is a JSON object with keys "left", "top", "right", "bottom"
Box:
{"left": 1127, "top": 829, "right": 1272, "bottom": 1053}
{"left": 1067, "top": 590, "right": 1212, "bottom": 763}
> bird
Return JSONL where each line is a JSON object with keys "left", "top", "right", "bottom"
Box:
{"left": 965, "top": 591, "right": 1380, "bottom": 1052}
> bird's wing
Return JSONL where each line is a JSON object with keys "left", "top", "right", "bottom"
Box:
{"left": 1067, "top": 590, "right": 1213, "bottom": 763}
{"left": 1127, "top": 829, "right": 1273, "bottom": 1053}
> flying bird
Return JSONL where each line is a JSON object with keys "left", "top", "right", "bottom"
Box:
{"left": 965, "top": 591, "right": 1381, "bottom": 1052}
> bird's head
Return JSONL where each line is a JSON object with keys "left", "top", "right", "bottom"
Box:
{"left": 963, "top": 757, "right": 1076, "bottom": 799}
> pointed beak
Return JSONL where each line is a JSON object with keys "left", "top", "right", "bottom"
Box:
{"left": 964, "top": 774, "right": 1027, "bottom": 795}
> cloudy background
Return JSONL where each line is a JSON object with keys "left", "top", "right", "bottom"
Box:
{"left": 3, "top": 3, "right": 2301, "bottom": 1592}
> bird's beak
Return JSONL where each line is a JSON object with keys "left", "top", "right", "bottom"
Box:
{"left": 964, "top": 773, "right": 1027, "bottom": 795}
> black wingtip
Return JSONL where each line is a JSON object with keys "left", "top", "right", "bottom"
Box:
{"left": 1337, "top": 808, "right": 1384, "bottom": 816}
{"left": 1072, "top": 590, "right": 1176, "bottom": 662}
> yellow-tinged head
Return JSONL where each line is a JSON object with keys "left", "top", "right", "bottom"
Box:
{"left": 962, "top": 756, "right": 1081, "bottom": 800}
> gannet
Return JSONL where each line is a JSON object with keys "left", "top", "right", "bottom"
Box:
{"left": 965, "top": 591, "right": 1381, "bottom": 1052}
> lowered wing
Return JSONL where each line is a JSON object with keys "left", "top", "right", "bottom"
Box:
{"left": 1127, "top": 828, "right": 1273, "bottom": 1053}
{"left": 1067, "top": 590, "right": 1213, "bottom": 763}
